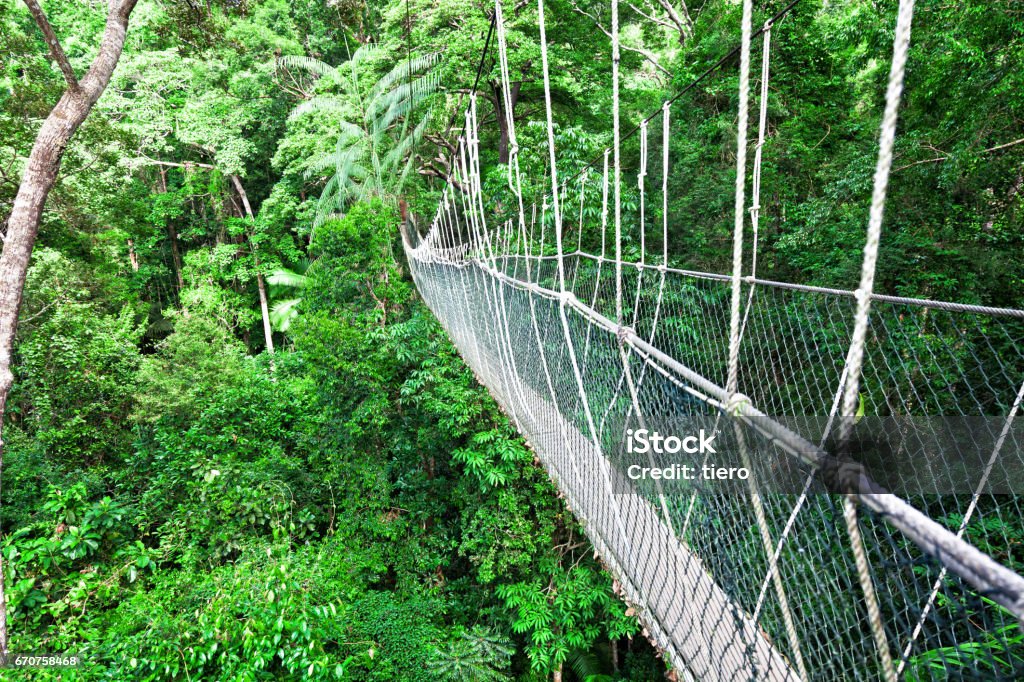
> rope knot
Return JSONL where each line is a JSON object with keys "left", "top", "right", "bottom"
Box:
{"left": 558, "top": 290, "right": 574, "bottom": 307}
{"left": 725, "top": 392, "right": 751, "bottom": 415}
{"left": 616, "top": 325, "right": 634, "bottom": 345}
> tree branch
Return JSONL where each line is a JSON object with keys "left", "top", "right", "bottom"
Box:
{"left": 985, "top": 136, "right": 1024, "bottom": 153}
{"left": 655, "top": 0, "right": 694, "bottom": 41}
{"left": 894, "top": 137, "right": 1024, "bottom": 172}
{"left": 138, "top": 155, "right": 217, "bottom": 171}
{"left": 627, "top": 2, "right": 679, "bottom": 33}
{"left": 569, "top": 0, "right": 671, "bottom": 77}
{"left": 893, "top": 156, "right": 947, "bottom": 172}
{"left": 23, "top": 0, "right": 79, "bottom": 90}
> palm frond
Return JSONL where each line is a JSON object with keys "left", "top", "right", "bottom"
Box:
{"left": 371, "top": 52, "right": 439, "bottom": 101}
{"left": 268, "top": 268, "right": 310, "bottom": 289}
{"left": 371, "top": 73, "right": 441, "bottom": 135}
{"left": 277, "top": 55, "right": 337, "bottom": 78}
{"left": 287, "top": 47, "right": 445, "bottom": 218}
{"left": 312, "top": 174, "right": 344, "bottom": 227}
{"left": 304, "top": 125, "right": 366, "bottom": 180}
{"left": 349, "top": 44, "right": 383, "bottom": 67}
{"left": 394, "top": 112, "right": 432, "bottom": 192}
{"left": 270, "top": 298, "right": 302, "bottom": 332}
{"left": 386, "top": 109, "right": 432, "bottom": 167}
{"left": 290, "top": 95, "right": 349, "bottom": 120}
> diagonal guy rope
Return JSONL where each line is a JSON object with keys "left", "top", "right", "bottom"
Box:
{"left": 835, "top": 1, "right": 917, "bottom": 681}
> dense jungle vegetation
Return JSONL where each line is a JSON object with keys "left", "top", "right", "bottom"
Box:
{"left": 0, "top": 0, "right": 1021, "bottom": 679}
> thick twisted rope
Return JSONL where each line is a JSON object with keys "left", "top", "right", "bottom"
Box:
{"left": 725, "top": 0, "right": 754, "bottom": 399}
{"left": 837, "top": 2, "right": 916, "bottom": 680}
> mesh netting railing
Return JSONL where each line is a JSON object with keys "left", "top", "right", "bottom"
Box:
{"left": 402, "top": 0, "right": 1024, "bottom": 678}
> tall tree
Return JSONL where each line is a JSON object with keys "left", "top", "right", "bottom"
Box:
{"left": 0, "top": 0, "right": 140, "bottom": 659}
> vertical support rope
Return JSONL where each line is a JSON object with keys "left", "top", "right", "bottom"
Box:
{"left": 737, "top": 23, "right": 771, "bottom": 352}
{"left": 844, "top": 496, "right": 896, "bottom": 682}
{"left": 749, "top": 24, "right": 771, "bottom": 279}
{"left": 726, "top": 0, "right": 754, "bottom": 399}
{"left": 582, "top": 151, "right": 611, "bottom": 373}
{"left": 612, "top": 0, "right": 622, "bottom": 324}
{"left": 662, "top": 101, "right": 669, "bottom": 268}
{"left": 578, "top": 169, "right": 589, "bottom": 254}
{"left": 537, "top": 0, "right": 565, "bottom": 292}
{"left": 638, "top": 119, "right": 648, "bottom": 264}
{"left": 572, "top": 172, "right": 588, "bottom": 292}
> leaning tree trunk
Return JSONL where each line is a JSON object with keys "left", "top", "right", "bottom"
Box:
{"left": 0, "top": 0, "right": 140, "bottom": 660}
{"left": 229, "top": 174, "right": 276, "bottom": 361}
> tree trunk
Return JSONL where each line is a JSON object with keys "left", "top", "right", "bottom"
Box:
{"left": 157, "top": 167, "right": 184, "bottom": 291}
{"left": 229, "top": 175, "right": 275, "bottom": 359}
{"left": 0, "top": 0, "right": 140, "bottom": 661}
{"left": 167, "top": 223, "right": 185, "bottom": 290}
{"left": 552, "top": 663, "right": 563, "bottom": 682}
{"left": 127, "top": 238, "right": 139, "bottom": 271}
{"left": 255, "top": 271, "right": 275, "bottom": 355}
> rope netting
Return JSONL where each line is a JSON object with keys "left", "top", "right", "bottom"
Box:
{"left": 402, "top": 0, "right": 1024, "bottom": 678}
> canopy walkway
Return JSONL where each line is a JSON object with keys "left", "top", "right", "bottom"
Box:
{"left": 403, "top": 0, "right": 1024, "bottom": 678}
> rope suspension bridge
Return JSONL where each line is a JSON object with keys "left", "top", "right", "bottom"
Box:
{"left": 402, "top": 0, "right": 1024, "bottom": 678}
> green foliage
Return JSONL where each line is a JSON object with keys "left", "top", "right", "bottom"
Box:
{"left": 134, "top": 286, "right": 254, "bottom": 423}
{"left": 11, "top": 249, "right": 144, "bottom": 466}
{"left": 282, "top": 46, "right": 440, "bottom": 227}
{"left": 99, "top": 545, "right": 373, "bottom": 680}
{"left": 497, "top": 564, "right": 637, "bottom": 675}
{"left": 16, "top": 0, "right": 1022, "bottom": 679}
{"left": 428, "top": 626, "right": 514, "bottom": 681}
{"left": 906, "top": 599, "right": 1024, "bottom": 681}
